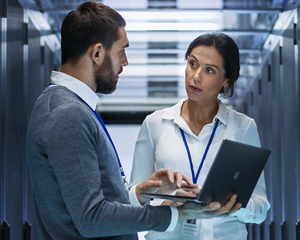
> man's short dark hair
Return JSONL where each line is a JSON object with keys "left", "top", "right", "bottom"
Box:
{"left": 61, "top": 1, "right": 126, "bottom": 65}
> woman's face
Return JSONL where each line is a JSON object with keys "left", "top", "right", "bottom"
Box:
{"left": 185, "top": 45, "right": 229, "bottom": 103}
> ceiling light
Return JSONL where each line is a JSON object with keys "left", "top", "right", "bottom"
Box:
{"left": 125, "top": 22, "right": 221, "bottom": 31}
{"left": 118, "top": 10, "right": 219, "bottom": 21}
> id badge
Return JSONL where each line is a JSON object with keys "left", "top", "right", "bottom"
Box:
{"left": 181, "top": 219, "right": 200, "bottom": 237}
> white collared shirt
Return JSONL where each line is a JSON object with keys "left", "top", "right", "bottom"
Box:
{"left": 50, "top": 71, "right": 99, "bottom": 111}
{"left": 129, "top": 99, "right": 270, "bottom": 240}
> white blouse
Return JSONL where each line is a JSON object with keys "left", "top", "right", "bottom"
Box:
{"left": 129, "top": 99, "right": 270, "bottom": 240}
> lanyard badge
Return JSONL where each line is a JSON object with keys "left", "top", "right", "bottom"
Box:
{"left": 180, "top": 119, "right": 219, "bottom": 229}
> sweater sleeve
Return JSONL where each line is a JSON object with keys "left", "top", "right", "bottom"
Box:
{"left": 42, "top": 103, "right": 172, "bottom": 238}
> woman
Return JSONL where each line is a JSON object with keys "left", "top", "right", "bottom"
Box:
{"left": 129, "top": 33, "right": 270, "bottom": 240}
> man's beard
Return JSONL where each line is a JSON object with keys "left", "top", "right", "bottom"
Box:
{"left": 95, "top": 53, "right": 120, "bottom": 94}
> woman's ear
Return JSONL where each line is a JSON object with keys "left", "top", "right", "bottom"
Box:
{"left": 224, "top": 79, "right": 229, "bottom": 88}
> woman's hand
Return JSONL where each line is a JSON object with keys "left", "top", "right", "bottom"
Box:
{"left": 177, "top": 194, "right": 242, "bottom": 221}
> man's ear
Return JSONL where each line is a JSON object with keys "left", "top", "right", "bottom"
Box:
{"left": 91, "top": 43, "right": 104, "bottom": 64}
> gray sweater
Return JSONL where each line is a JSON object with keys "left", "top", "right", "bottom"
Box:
{"left": 26, "top": 86, "right": 171, "bottom": 239}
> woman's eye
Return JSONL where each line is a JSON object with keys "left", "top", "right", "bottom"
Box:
{"left": 207, "top": 68, "right": 215, "bottom": 73}
{"left": 189, "top": 61, "right": 197, "bottom": 68}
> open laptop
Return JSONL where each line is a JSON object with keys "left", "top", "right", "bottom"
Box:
{"left": 141, "top": 139, "right": 271, "bottom": 208}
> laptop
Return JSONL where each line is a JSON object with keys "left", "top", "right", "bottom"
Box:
{"left": 141, "top": 139, "right": 271, "bottom": 208}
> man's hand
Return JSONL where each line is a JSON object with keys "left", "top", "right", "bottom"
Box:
{"left": 136, "top": 169, "right": 197, "bottom": 204}
{"left": 176, "top": 188, "right": 201, "bottom": 197}
{"left": 177, "top": 194, "right": 242, "bottom": 221}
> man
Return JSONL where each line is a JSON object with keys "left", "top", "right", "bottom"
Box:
{"left": 26, "top": 2, "right": 241, "bottom": 239}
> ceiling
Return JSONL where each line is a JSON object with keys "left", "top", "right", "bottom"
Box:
{"left": 19, "top": 0, "right": 291, "bottom": 123}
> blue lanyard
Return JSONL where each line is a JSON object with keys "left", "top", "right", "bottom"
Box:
{"left": 92, "top": 110, "right": 128, "bottom": 186}
{"left": 180, "top": 119, "right": 219, "bottom": 184}
{"left": 49, "top": 83, "right": 127, "bottom": 186}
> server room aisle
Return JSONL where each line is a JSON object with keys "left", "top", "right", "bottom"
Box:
{"left": 1, "top": 0, "right": 300, "bottom": 239}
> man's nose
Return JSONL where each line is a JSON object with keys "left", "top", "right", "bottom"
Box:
{"left": 122, "top": 54, "right": 129, "bottom": 67}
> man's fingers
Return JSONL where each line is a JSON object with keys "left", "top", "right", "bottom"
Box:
{"left": 180, "top": 186, "right": 200, "bottom": 194}
{"left": 176, "top": 189, "right": 198, "bottom": 197}
{"left": 181, "top": 173, "right": 194, "bottom": 187}
{"left": 181, "top": 183, "right": 198, "bottom": 189}
{"left": 166, "top": 169, "right": 175, "bottom": 184}
{"left": 165, "top": 170, "right": 195, "bottom": 189}
{"left": 144, "top": 180, "right": 162, "bottom": 193}
{"left": 173, "top": 172, "right": 183, "bottom": 188}
{"left": 152, "top": 169, "right": 195, "bottom": 189}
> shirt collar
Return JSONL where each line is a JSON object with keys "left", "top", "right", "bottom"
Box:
{"left": 161, "top": 98, "right": 228, "bottom": 127}
{"left": 161, "top": 99, "right": 185, "bottom": 121}
{"left": 215, "top": 100, "right": 228, "bottom": 126}
{"left": 50, "top": 71, "right": 99, "bottom": 111}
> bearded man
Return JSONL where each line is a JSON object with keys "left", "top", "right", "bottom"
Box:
{"left": 26, "top": 2, "right": 240, "bottom": 240}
